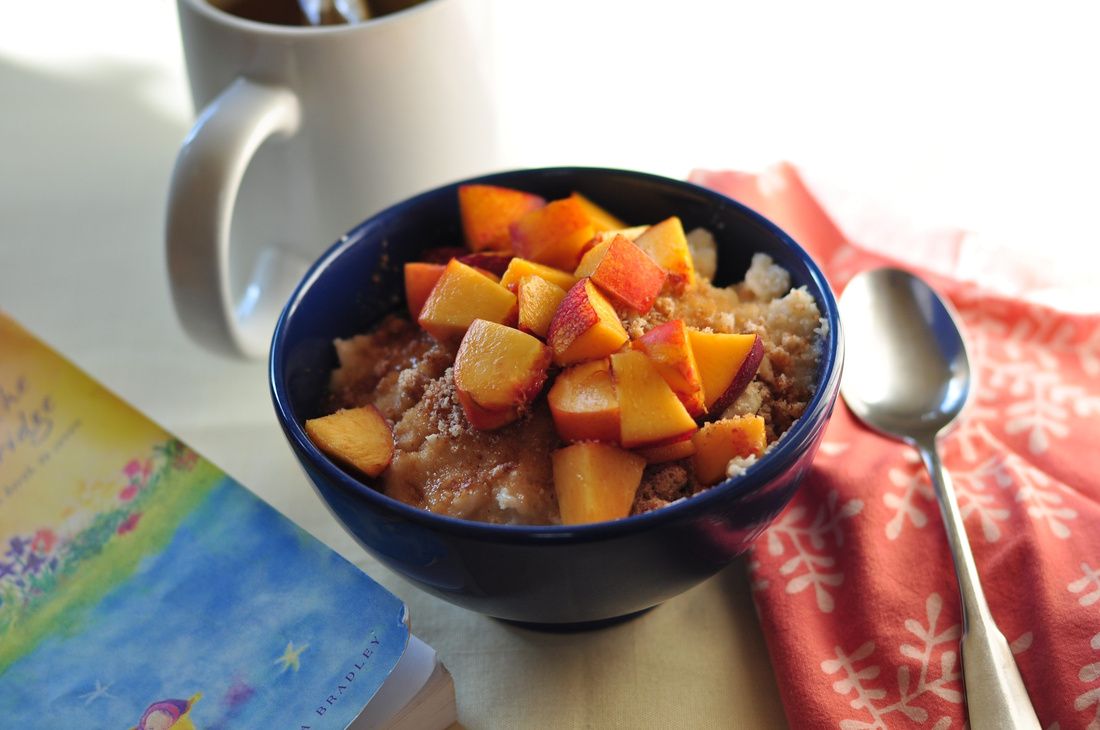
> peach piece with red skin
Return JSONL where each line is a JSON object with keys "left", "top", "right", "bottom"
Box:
{"left": 417, "top": 248, "right": 504, "bottom": 279}
{"left": 552, "top": 441, "right": 646, "bottom": 524}
{"left": 573, "top": 238, "right": 610, "bottom": 279}
{"left": 547, "top": 358, "right": 620, "bottom": 443}
{"left": 546, "top": 278, "right": 629, "bottom": 366}
{"left": 691, "top": 415, "right": 766, "bottom": 486}
{"left": 636, "top": 438, "right": 696, "bottom": 464}
{"left": 687, "top": 330, "right": 764, "bottom": 417}
{"left": 509, "top": 197, "right": 597, "bottom": 271}
{"left": 610, "top": 349, "right": 698, "bottom": 448}
{"left": 575, "top": 225, "right": 648, "bottom": 260}
{"left": 458, "top": 184, "right": 545, "bottom": 253}
{"left": 634, "top": 216, "right": 695, "bottom": 293}
{"left": 458, "top": 251, "right": 513, "bottom": 277}
{"left": 417, "top": 259, "right": 518, "bottom": 344}
{"left": 574, "top": 235, "right": 666, "bottom": 314}
{"left": 633, "top": 319, "right": 707, "bottom": 417}
{"left": 453, "top": 319, "right": 551, "bottom": 430}
{"left": 305, "top": 405, "right": 394, "bottom": 478}
{"left": 453, "top": 391, "right": 520, "bottom": 431}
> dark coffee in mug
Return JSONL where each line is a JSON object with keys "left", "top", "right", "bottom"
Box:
{"left": 208, "top": 0, "right": 425, "bottom": 26}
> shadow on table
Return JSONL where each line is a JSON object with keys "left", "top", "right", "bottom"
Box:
{"left": 0, "top": 54, "right": 200, "bottom": 368}
{"left": 484, "top": 559, "right": 789, "bottom": 728}
{"left": 0, "top": 54, "right": 189, "bottom": 220}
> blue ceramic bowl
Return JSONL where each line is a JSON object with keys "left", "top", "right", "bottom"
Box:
{"left": 270, "top": 167, "right": 843, "bottom": 626}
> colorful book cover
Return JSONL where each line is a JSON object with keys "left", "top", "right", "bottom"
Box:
{"left": 0, "top": 313, "right": 409, "bottom": 728}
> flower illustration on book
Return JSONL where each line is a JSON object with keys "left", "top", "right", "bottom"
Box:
{"left": 4, "top": 536, "right": 30, "bottom": 560}
{"left": 116, "top": 512, "right": 143, "bottom": 535}
{"left": 30, "top": 529, "right": 56, "bottom": 554}
{"left": 128, "top": 693, "right": 202, "bottom": 730}
{"left": 123, "top": 458, "right": 153, "bottom": 483}
{"left": 0, "top": 439, "right": 200, "bottom": 635}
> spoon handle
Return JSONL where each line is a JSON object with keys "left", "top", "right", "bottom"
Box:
{"left": 916, "top": 438, "right": 1041, "bottom": 729}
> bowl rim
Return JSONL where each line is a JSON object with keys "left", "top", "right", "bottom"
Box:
{"left": 270, "top": 166, "right": 844, "bottom": 544}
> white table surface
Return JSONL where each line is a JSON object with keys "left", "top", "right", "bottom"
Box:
{"left": 3, "top": 2, "right": 1098, "bottom": 727}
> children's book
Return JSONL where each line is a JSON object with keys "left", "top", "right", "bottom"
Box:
{"left": 0, "top": 313, "right": 455, "bottom": 729}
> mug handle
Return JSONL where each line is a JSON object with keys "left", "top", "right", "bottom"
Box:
{"left": 166, "top": 78, "right": 301, "bottom": 358}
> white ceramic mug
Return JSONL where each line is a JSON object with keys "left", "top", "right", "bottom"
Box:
{"left": 167, "top": 0, "right": 497, "bottom": 357}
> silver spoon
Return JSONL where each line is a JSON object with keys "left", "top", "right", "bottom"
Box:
{"left": 839, "top": 267, "right": 1040, "bottom": 729}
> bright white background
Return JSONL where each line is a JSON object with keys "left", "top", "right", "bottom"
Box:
{"left": 2, "top": 1, "right": 1098, "bottom": 727}
{"left": 5, "top": 1, "right": 1099, "bottom": 250}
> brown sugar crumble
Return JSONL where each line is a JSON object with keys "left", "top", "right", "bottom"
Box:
{"left": 324, "top": 252, "right": 825, "bottom": 525}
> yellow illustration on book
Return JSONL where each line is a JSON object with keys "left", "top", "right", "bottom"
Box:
{"left": 129, "top": 693, "right": 203, "bottom": 730}
{"left": 0, "top": 315, "right": 217, "bottom": 670}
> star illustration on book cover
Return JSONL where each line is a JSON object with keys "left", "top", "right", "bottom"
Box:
{"left": 276, "top": 641, "right": 310, "bottom": 673}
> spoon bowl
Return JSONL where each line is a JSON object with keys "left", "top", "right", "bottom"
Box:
{"left": 840, "top": 267, "right": 1039, "bottom": 729}
{"left": 840, "top": 267, "right": 970, "bottom": 440}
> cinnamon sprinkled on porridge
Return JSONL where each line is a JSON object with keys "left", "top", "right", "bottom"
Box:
{"left": 324, "top": 251, "right": 823, "bottom": 525}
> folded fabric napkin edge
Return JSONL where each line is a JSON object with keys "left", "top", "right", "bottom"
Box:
{"left": 690, "top": 162, "right": 1100, "bottom": 730}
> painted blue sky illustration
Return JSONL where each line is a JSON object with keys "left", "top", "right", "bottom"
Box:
{"left": 0, "top": 478, "right": 408, "bottom": 728}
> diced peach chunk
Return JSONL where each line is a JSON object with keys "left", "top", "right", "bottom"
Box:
{"left": 547, "top": 359, "right": 620, "bottom": 443}
{"left": 691, "top": 415, "right": 766, "bottom": 486}
{"left": 453, "top": 394, "right": 518, "bottom": 431}
{"left": 305, "top": 405, "right": 394, "bottom": 477}
{"left": 634, "top": 320, "right": 707, "bottom": 417}
{"left": 610, "top": 350, "right": 698, "bottom": 448}
{"left": 636, "top": 438, "right": 696, "bottom": 464}
{"left": 546, "top": 278, "right": 629, "bottom": 366}
{"left": 568, "top": 192, "right": 627, "bottom": 231}
{"left": 417, "top": 259, "right": 518, "bottom": 344}
{"left": 634, "top": 216, "right": 695, "bottom": 292}
{"left": 404, "top": 262, "right": 446, "bottom": 320}
{"left": 552, "top": 442, "right": 646, "bottom": 524}
{"left": 453, "top": 319, "right": 551, "bottom": 430}
{"left": 417, "top": 253, "right": 499, "bottom": 281}
{"left": 572, "top": 236, "right": 607, "bottom": 279}
{"left": 509, "top": 197, "right": 597, "bottom": 271}
{"left": 516, "top": 275, "right": 567, "bottom": 339}
{"left": 573, "top": 238, "right": 610, "bottom": 279}
{"left": 687, "top": 330, "right": 764, "bottom": 416}
{"left": 499, "top": 257, "right": 578, "bottom": 292}
{"left": 458, "top": 184, "right": 545, "bottom": 252}
{"left": 577, "top": 225, "right": 649, "bottom": 261}
{"left": 580, "top": 235, "right": 666, "bottom": 313}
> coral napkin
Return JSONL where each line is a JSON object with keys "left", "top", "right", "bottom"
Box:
{"left": 690, "top": 164, "right": 1100, "bottom": 729}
